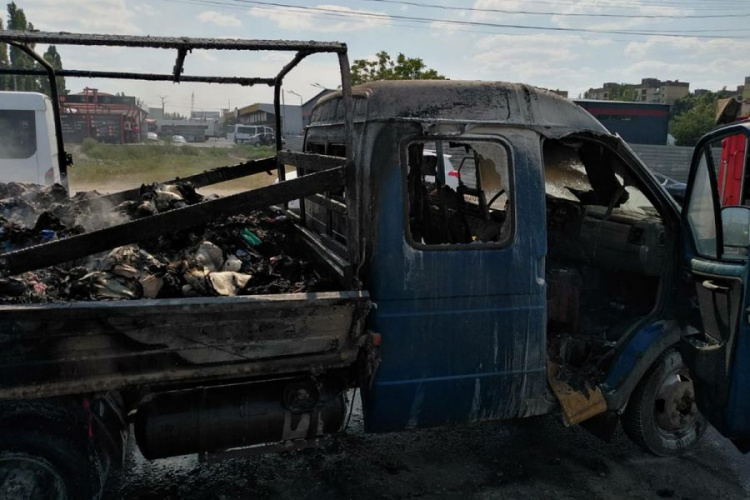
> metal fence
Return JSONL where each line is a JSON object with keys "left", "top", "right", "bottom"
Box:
{"left": 630, "top": 144, "right": 694, "bottom": 182}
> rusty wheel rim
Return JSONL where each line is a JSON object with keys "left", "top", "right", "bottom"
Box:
{"left": 0, "top": 454, "right": 67, "bottom": 500}
{"left": 654, "top": 367, "right": 699, "bottom": 438}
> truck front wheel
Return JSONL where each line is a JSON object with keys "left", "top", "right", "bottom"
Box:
{"left": 0, "top": 429, "right": 102, "bottom": 499}
{"left": 622, "top": 349, "right": 707, "bottom": 456}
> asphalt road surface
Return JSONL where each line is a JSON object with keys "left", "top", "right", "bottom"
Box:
{"left": 116, "top": 395, "right": 750, "bottom": 500}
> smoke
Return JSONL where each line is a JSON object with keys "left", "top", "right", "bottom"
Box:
{"left": 74, "top": 196, "right": 131, "bottom": 232}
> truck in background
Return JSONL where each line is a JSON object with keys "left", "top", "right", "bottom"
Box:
{"left": 715, "top": 97, "right": 750, "bottom": 206}
{"left": 0, "top": 91, "right": 60, "bottom": 185}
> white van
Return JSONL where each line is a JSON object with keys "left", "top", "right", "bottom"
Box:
{"left": 0, "top": 91, "right": 60, "bottom": 185}
{"left": 228, "top": 124, "right": 273, "bottom": 144}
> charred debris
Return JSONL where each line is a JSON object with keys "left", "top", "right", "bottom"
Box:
{"left": 0, "top": 182, "right": 335, "bottom": 303}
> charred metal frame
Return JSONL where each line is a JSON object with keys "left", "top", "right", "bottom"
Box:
{"left": 0, "top": 31, "right": 350, "bottom": 160}
{"left": 0, "top": 31, "right": 361, "bottom": 286}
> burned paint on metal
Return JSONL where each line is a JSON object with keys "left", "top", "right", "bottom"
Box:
{"left": 314, "top": 80, "right": 608, "bottom": 139}
{"left": 361, "top": 122, "right": 549, "bottom": 432}
{"left": 0, "top": 31, "right": 347, "bottom": 53}
{"left": 602, "top": 322, "right": 664, "bottom": 392}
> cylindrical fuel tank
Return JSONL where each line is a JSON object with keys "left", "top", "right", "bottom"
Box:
{"left": 134, "top": 380, "right": 346, "bottom": 459}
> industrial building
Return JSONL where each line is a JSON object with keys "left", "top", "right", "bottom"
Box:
{"left": 235, "top": 103, "right": 302, "bottom": 137}
{"left": 584, "top": 78, "right": 689, "bottom": 105}
{"left": 59, "top": 88, "right": 148, "bottom": 144}
{"left": 574, "top": 99, "right": 670, "bottom": 145}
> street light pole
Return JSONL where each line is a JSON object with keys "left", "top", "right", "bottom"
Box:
{"left": 281, "top": 90, "right": 286, "bottom": 139}
{"left": 286, "top": 90, "right": 303, "bottom": 106}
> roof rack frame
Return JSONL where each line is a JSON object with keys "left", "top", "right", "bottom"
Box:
{"left": 0, "top": 30, "right": 354, "bottom": 191}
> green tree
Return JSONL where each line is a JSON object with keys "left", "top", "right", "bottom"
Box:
{"left": 670, "top": 101, "right": 716, "bottom": 146}
{"left": 605, "top": 84, "right": 638, "bottom": 102}
{"left": 41, "top": 45, "right": 67, "bottom": 96}
{"left": 2, "top": 3, "right": 67, "bottom": 96}
{"left": 163, "top": 111, "right": 187, "bottom": 120}
{"left": 0, "top": 18, "right": 8, "bottom": 91}
{"left": 667, "top": 91, "right": 726, "bottom": 146}
{"left": 7, "top": 2, "right": 38, "bottom": 92}
{"left": 351, "top": 51, "right": 445, "bottom": 85}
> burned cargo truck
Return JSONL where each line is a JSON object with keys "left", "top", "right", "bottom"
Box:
{"left": 0, "top": 31, "right": 720, "bottom": 499}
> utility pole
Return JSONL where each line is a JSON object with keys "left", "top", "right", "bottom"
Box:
{"left": 190, "top": 92, "right": 195, "bottom": 118}
{"left": 286, "top": 90, "right": 303, "bottom": 106}
{"left": 281, "top": 90, "right": 286, "bottom": 138}
{"left": 158, "top": 95, "right": 167, "bottom": 118}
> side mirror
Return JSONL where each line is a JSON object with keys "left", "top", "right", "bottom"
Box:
{"left": 722, "top": 206, "right": 750, "bottom": 257}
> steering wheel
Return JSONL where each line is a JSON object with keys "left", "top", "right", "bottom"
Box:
{"left": 487, "top": 189, "right": 506, "bottom": 210}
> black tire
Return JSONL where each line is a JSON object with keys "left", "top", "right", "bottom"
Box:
{"left": 0, "top": 429, "right": 103, "bottom": 499}
{"left": 622, "top": 349, "right": 707, "bottom": 456}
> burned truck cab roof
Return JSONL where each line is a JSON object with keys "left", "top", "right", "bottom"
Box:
{"left": 309, "top": 80, "right": 610, "bottom": 139}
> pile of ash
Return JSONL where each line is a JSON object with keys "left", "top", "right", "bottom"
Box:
{"left": 0, "top": 183, "right": 334, "bottom": 303}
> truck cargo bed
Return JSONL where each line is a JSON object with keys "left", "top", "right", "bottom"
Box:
{"left": 0, "top": 290, "right": 369, "bottom": 399}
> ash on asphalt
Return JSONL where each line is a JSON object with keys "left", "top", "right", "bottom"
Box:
{"left": 116, "top": 392, "right": 749, "bottom": 500}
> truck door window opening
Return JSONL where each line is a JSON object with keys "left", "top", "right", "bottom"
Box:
{"left": 404, "top": 139, "right": 514, "bottom": 247}
{"left": 688, "top": 134, "right": 750, "bottom": 261}
{"left": 543, "top": 138, "right": 669, "bottom": 374}
{"left": 0, "top": 110, "right": 37, "bottom": 159}
{"left": 686, "top": 151, "right": 720, "bottom": 259}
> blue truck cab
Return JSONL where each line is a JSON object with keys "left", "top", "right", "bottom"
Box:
{"left": 304, "top": 81, "right": 750, "bottom": 456}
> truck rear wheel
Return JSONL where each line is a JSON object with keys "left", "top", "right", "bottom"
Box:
{"left": 622, "top": 349, "right": 707, "bottom": 456}
{"left": 0, "top": 429, "right": 102, "bottom": 499}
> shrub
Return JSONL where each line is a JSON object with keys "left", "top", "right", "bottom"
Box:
{"left": 80, "top": 137, "right": 99, "bottom": 154}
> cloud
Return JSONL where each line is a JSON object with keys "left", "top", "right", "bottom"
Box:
{"left": 24, "top": 0, "right": 141, "bottom": 34}
{"left": 132, "top": 3, "right": 159, "bottom": 17}
{"left": 474, "top": 33, "right": 608, "bottom": 69}
{"left": 471, "top": 33, "right": 609, "bottom": 95}
{"left": 469, "top": 0, "right": 531, "bottom": 22}
{"left": 248, "top": 4, "right": 390, "bottom": 33}
{"left": 624, "top": 37, "right": 750, "bottom": 61}
{"left": 619, "top": 36, "right": 750, "bottom": 88}
{"left": 197, "top": 10, "right": 242, "bottom": 28}
{"left": 475, "top": 34, "right": 579, "bottom": 65}
{"left": 549, "top": 0, "right": 692, "bottom": 32}
{"left": 428, "top": 20, "right": 462, "bottom": 36}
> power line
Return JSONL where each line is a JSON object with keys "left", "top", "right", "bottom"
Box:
{"left": 164, "top": 0, "right": 493, "bottom": 33}
{"left": 157, "top": 0, "right": 750, "bottom": 46}
{"left": 219, "top": 0, "right": 750, "bottom": 38}
{"left": 356, "top": 0, "right": 750, "bottom": 19}
{"left": 385, "top": 0, "right": 750, "bottom": 10}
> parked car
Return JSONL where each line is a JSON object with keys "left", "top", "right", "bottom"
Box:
{"left": 652, "top": 172, "right": 687, "bottom": 204}
{"left": 171, "top": 135, "right": 187, "bottom": 145}
{"left": 146, "top": 132, "right": 158, "bottom": 142}
{"left": 247, "top": 132, "right": 285, "bottom": 147}
{"left": 423, "top": 149, "right": 459, "bottom": 190}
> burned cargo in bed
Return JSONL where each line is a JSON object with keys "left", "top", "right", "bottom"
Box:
{"left": 0, "top": 182, "right": 336, "bottom": 302}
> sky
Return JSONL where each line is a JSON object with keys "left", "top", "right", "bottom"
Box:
{"left": 12, "top": 0, "right": 750, "bottom": 115}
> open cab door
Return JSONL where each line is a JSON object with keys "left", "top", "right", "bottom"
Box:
{"left": 680, "top": 122, "right": 750, "bottom": 452}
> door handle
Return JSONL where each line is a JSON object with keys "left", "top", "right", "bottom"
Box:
{"left": 702, "top": 280, "right": 729, "bottom": 292}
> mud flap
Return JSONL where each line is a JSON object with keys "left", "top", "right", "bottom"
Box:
{"left": 547, "top": 361, "right": 607, "bottom": 426}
